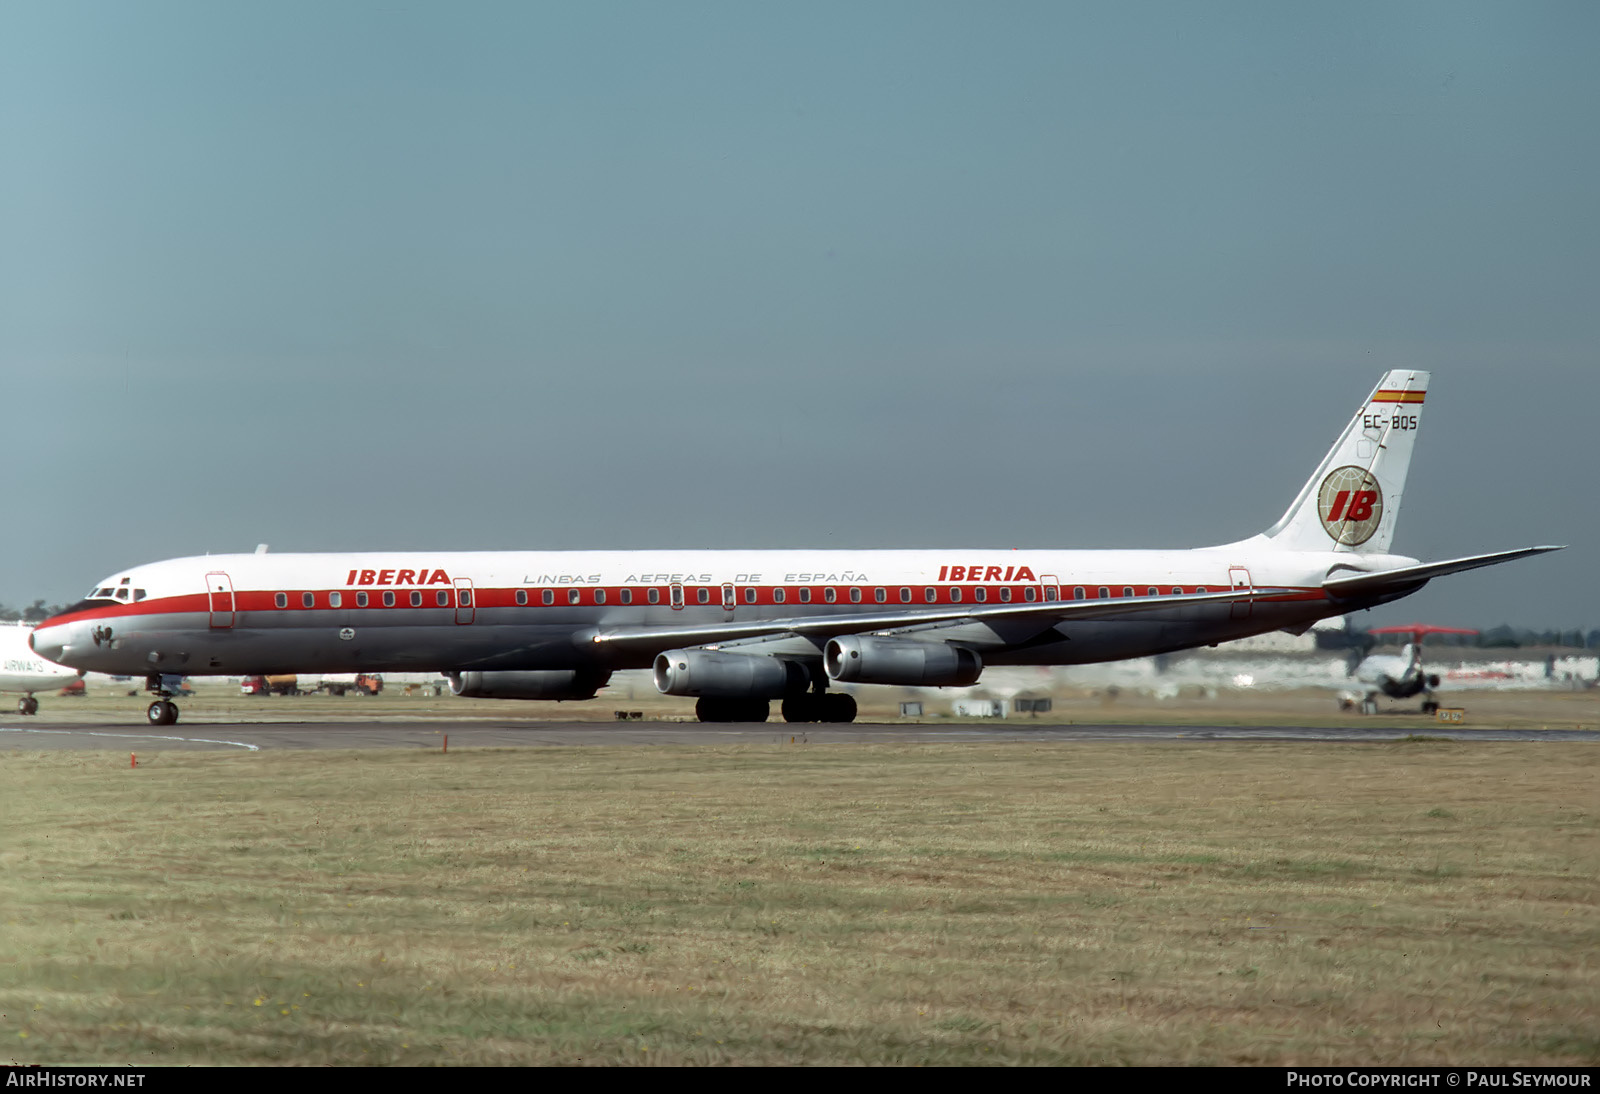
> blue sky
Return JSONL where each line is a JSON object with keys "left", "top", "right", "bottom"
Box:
{"left": 2, "top": 2, "right": 1595, "bottom": 628}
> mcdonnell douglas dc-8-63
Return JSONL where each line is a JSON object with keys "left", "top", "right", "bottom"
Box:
{"left": 31, "top": 371, "right": 1561, "bottom": 727}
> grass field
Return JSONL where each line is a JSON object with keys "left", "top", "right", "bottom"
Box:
{"left": 2, "top": 741, "right": 1596, "bottom": 1065}
{"left": 19, "top": 676, "right": 1600, "bottom": 730}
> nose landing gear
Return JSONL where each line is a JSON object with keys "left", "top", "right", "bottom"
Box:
{"left": 145, "top": 674, "right": 181, "bottom": 726}
{"left": 16, "top": 696, "right": 39, "bottom": 716}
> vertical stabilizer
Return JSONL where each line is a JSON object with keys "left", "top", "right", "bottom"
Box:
{"left": 1262, "top": 370, "right": 1428, "bottom": 554}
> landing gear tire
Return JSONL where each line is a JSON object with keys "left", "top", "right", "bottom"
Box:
{"left": 18, "top": 696, "right": 38, "bottom": 716}
{"left": 821, "top": 693, "right": 857, "bottom": 724}
{"left": 1360, "top": 698, "right": 1378, "bottom": 716}
{"left": 147, "top": 701, "right": 179, "bottom": 727}
{"left": 782, "top": 695, "right": 821, "bottom": 723}
{"left": 695, "top": 697, "right": 770, "bottom": 723}
{"left": 1421, "top": 700, "right": 1439, "bottom": 714}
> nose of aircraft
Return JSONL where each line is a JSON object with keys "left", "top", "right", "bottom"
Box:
{"left": 29, "top": 623, "right": 71, "bottom": 664}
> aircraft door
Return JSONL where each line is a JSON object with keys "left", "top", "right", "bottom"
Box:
{"left": 454, "top": 578, "right": 475, "bottom": 624}
{"left": 721, "top": 582, "right": 736, "bottom": 620}
{"left": 206, "top": 571, "right": 236, "bottom": 629}
{"left": 1228, "top": 567, "right": 1253, "bottom": 619}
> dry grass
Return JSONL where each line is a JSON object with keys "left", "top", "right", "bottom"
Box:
{"left": 1, "top": 742, "right": 1595, "bottom": 1065}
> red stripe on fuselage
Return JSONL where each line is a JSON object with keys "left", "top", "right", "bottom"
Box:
{"left": 41, "top": 581, "right": 1331, "bottom": 630}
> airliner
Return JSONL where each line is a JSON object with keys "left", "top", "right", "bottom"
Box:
{"left": 2, "top": 621, "right": 85, "bottom": 715}
{"left": 30, "top": 371, "right": 1561, "bottom": 727}
{"left": 1341, "top": 623, "right": 1479, "bottom": 714}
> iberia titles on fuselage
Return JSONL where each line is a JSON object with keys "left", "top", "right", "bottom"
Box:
{"left": 30, "top": 371, "right": 1562, "bottom": 727}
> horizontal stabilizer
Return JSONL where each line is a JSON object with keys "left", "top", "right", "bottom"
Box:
{"left": 1323, "top": 546, "right": 1564, "bottom": 600}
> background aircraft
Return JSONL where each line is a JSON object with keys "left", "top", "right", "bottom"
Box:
{"left": 1340, "top": 624, "right": 1480, "bottom": 714}
{"left": 1, "top": 621, "right": 84, "bottom": 715}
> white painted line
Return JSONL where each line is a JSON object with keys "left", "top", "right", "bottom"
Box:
{"left": 0, "top": 727, "right": 261, "bottom": 750}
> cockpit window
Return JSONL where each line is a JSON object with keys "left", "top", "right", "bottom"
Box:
{"left": 94, "top": 587, "right": 115, "bottom": 599}
{"left": 133, "top": 589, "right": 147, "bottom": 602}
{"left": 115, "top": 588, "right": 129, "bottom": 600}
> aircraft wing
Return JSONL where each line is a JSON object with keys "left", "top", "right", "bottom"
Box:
{"left": 1322, "top": 546, "right": 1564, "bottom": 600}
{"left": 588, "top": 586, "right": 1257, "bottom": 653}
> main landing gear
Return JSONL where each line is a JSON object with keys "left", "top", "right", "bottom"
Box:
{"left": 145, "top": 674, "right": 181, "bottom": 727}
{"left": 16, "top": 696, "right": 39, "bottom": 716}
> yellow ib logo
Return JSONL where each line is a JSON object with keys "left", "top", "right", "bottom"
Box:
{"left": 1318, "top": 466, "right": 1382, "bottom": 546}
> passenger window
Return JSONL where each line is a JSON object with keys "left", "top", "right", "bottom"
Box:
{"left": 621, "top": 589, "right": 632, "bottom": 605}
{"left": 1000, "top": 587, "right": 1012, "bottom": 602}
{"left": 569, "top": 589, "right": 581, "bottom": 605}
{"left": 275, "top": 593, "right": 287, "bottom": 608}
{"left": 330, "top": 592, "right": 342, "bottom": 608}
{"left": 410, "top": 591, "right": 421, "bottom": 607}
{"left": 1044, "top": 586, "right": 1057, "bottom": 602}
{"left": 1074, "top": 587, "right": 1085, "bottom": 600}
{"left": 1148, "top": 587, "right": 1159, "bottom": 597}
{"left": 437, "top": 591, "right": 450, "bottom": 607}
{"left": 1098, "top": 587, "right": 1109, "bottom": 599}
{"left": 874, "top": 588, "right": 886, "bottom": 603}
{"left": 670, "top": 584, "right": 684, "bottom": 608}
{"left": 745, "top": 588, "right": 757, "bottom": 604}
{"left": 383, "top": 591, "right": 395, "bottom": 607}
{"left": 925, "top": 587, "right": 936, "bottom": 603}
{"left": 357, "top": 592, "right": 369, "bottom": 607}
{"left": 459, "top": 590, "right": 472, "bottom": 607}
{"left": 849, "top": 588, "right": 862, "bottom": 603}
{"left": 951, "top": 588, "right": 962, "bottom": 603}
{"left": 595, "top": 589, "right": 606, "bottom": 605}
{"left": 303, "top": 592, "right": 315, "bottom": 608}
{"left": 974, "top": 587, "right": 987, "bottom": 603}
{"left": 1123, "top": 587, "right": 1134, "bottom": 598}
{"left": 774, "top": 588, "right": 786, "bottom": 604}
{"left": 824, "top": 588, "right": 837, "bottom": 603}
{"left": 799, "top": 588, "right": 811, "bottom": 603}
{"left": 516, "top": 590, "right": 528, "bottom": 605}
{"left": 696, "top": 587, "right": 710, "bottom": 604}
{"left": 900, "top": 587, "right": 911, "bottom": 603}
{"left": 648, "top": 588, "right": 661, "bottom": 605}
{"left": 1024, "top": 587, "right": 1036, "bottom": 602}
{"left": 543, "top": 590, "right": 554, "bottom": 605}
{"left": 1196, "top": 587, "right": 1207, "bottom": 595}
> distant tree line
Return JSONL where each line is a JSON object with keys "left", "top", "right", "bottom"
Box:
{"left": 1320, "top": 626, "right": 1600, "bottom": 651}
{"left": 0, "top": 601, "right": 68, "bottom": 623}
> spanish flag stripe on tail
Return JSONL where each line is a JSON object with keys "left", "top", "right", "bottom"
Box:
{"left": 1372, "top": 390, "right": 1425, "bottom": 403}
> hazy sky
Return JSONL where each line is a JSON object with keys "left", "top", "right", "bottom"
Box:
{"left": 2, "top": 2, "right": 1595, "bottom": 630}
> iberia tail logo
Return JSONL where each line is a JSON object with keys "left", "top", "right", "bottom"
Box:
{"left": 1317, "top": 466, "right": 1382, "bottom": 546}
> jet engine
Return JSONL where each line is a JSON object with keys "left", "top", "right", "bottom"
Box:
{"left": 446, "top": 670, "right": 610, "bottom": 701}
{"left": 653, "top": 649, "right": 808, "bottom": 698}
{"left": 824, "top": 636, "right": 982, "bottom": 687}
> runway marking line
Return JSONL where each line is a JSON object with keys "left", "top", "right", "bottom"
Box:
{"left": 0, "top": 726, "right": 261, "bottom": 751}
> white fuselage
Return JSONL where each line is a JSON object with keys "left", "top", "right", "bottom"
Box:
{"left": 30, "top": 544, "right": 1405, "bottom": 680}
